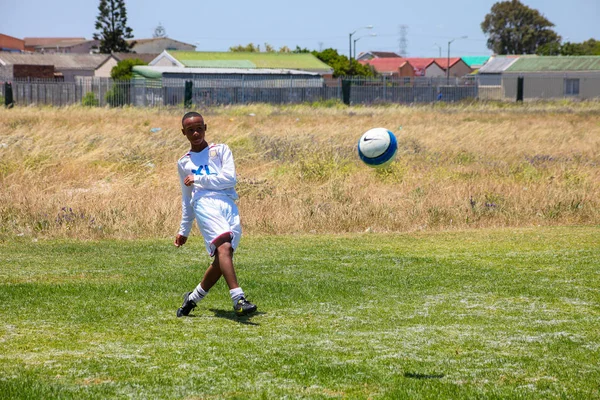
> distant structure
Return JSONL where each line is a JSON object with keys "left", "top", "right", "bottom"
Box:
{"left": 398, "top": 25, "right": 408, "bottom": 57}
{"left": 153, "top": 23, "right": 166, "bottom": 39}
{"left": 356, "top": 51, "right": 401, "bottom": 62}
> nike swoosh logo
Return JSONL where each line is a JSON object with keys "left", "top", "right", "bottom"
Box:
{"left": 363, "top": 137, "right": 375, "bottom": 141}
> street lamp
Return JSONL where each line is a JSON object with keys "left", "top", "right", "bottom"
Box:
{"left": 354, "top": 33, "right": 377, "bottom": 59}
{"left": 447, "top": 36, "right": 467, "bottom": 83}
{"left": 433, "top": 43, "right": 442, "bottom": 58}
{"left": 349, "top": 25, "right": 373, "bottom": 68}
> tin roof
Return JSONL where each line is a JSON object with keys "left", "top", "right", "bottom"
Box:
{"left": 132, "top": 65, "right": 321, "bottom": 79}
{"left": 462, "top": 56, "right": 491, "bottom": 68}
{"left": 478, "top": 56, "right": 520, "bottom": 73}
{"left": 0, "top": 53, "right": 112, "bottom": 69}
{"left": 23, "top": 37, "right": 87, "bottom": 47}
{"left": 360, "top": 58, "right": 410, "bottom": 72}
{"left": 162, "top": 51, "right": 333, "bottom": 73}
{"left": 506, "top": 56, "right": 600, "bottom": 72}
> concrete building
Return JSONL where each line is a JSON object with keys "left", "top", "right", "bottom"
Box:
{"left": 0, "top": 53, "right": 116, "bottom": 81}
{"left": 503, "top": 56, "right": 600, "bottom": 100}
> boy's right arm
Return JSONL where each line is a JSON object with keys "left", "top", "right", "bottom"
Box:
{"left": 177, "top": 162, "right": 194, "bottom": 242}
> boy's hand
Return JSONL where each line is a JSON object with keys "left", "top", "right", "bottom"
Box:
{"left": 184, "top": 174, "right": 194, "bottom": 186}
{"left": 174, "top": 234, "right": 188, "bottom": 247}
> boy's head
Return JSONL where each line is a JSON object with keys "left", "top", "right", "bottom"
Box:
{"left": 181, "top": 112, "right": 208, "bottom": 148}
{"left": 182, "top": 111, "right": 204, "bottom": 127}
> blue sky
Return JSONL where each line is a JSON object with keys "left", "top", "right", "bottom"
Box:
{"left": 2, "top": 0, "right": 599, "bottom": 57}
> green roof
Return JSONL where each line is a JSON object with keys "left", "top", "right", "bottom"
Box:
{"left": 169, "top": 51, "right": 333, "bottom": 72}
{"left": 132, "top": 66, "right": 163, "bottom": 80}
{"left": 506, "top": 56, "right": 600, "bottom": 72}
{"left": 461, "top": 56, "right": 491, "bottom": 67}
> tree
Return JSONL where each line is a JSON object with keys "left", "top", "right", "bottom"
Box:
{"left": 311, "top": 48, "right": 375, "bottom": 78}
{"left": 110, "top": 58, "right": 146, "bottom": 80}
{"left": 537, "top": 38, "right": 600, "bottom": 56}
{"left": 481, "top": 0, "right": 561, "bottom": 54}
{"left": 93, "top": 0, "right": 135, "bottom": 53}
{"left": 106, "top": 58, "right": 146, "bottom": 106}
{"left": 229, "top": 43, "right": 260, "bottom": 52}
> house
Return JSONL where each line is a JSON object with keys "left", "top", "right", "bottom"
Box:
{"left": 0, "top": 53, "right": 117, "bottom": 81}
{"left": 432, "top": 58, "right": 472, "bottom": 78}
{"left": 0, "top": 33, "right": 25, "bottom": 52}
{"left": 404, "top": 58, "right": 446, "bottom": 77}
{"left": 356, "top": 51, "right": 401, "bottom": 62}
{"left": 359, "top": 58, "right": 414, "bottom": 77}
{"left": 149, "top": 50, "right": 334, "bottom": 77}
{"left": 477, "top": 55, "right": 520, "bottom": 85}
{"left": 502, "top": 56, "right": 600, "bottom": 100}
{"left": 23, "top": 37, "right": 98, "bottom": 54}
{"left": 128, "top": 38, "right": 196, "bottom": 53}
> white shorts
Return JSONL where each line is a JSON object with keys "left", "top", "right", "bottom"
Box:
{"left": 192, "top": 196, "right": 241, "bottom": 256}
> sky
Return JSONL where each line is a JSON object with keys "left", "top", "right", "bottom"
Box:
{"left": 1, "top": 0, "right": 599, "bottom": 58}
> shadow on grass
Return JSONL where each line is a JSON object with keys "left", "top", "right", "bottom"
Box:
{"left": 208, "top": 308, "right": 264, "bottom": 325}
{"left": 404, "top": 372, "right": 445, "bottom": 379}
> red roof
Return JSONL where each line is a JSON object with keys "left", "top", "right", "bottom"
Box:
{"left": 432, "top": 57, "right": 462, "bottom": 69}
{"left": 360, "top": 57, "right": 409, "bottom": 73}
{"left": 24, "top": 37, "right": 87, "bottom": 47}
{"left": 403, "top": 58, "right": 438, "bottom": 69}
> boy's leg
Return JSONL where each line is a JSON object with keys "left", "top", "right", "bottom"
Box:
{"left": 213, "top": 239, "right": 239, "bottom": 289}
{"left": 200, "top": 262, "right": 222, "bottom": 291}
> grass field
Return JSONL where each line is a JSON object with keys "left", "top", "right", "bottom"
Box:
{"left": 1, "top": 226, "right": 599, "bottom": 399}
{"left": 1, "top": 102, "right": 599, "bottom": 239}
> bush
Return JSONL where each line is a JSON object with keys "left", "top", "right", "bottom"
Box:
{"left": 81, "top": 92, "right": 99, "bottom": 107}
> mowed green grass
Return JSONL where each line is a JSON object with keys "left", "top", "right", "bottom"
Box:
{"left": 0, "top": 227, "right": 599, "bottom": 399}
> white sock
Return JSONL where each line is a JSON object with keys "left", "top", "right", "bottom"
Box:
{"left": 189, "top": 284, "right": 208, "bottom": 303}
{"left": 229, "top": 287, "right": 245, "bottom": 306}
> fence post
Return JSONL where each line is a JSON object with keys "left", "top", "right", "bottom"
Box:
{"left": 516, "top": 76, "right": 524, "bottom": 102}
{"left": 184, "top": 80, "right": 193, "bottom": 108}
{"left": 4, "top": 82, "right": 14, "bottom": 108}
{"left": 342, "top": 79, "right": 351, "bottom": 105}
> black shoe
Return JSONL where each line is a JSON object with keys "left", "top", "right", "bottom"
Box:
{"left": 234, "top": 297, "right": 257, "bottom": 316}
{"left": 177, "top": 291, "right": 197, "bottom": 317}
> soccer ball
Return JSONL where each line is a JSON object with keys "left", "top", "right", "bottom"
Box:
{"left": 357, "top": 127, "right": 398, "bottom": 167}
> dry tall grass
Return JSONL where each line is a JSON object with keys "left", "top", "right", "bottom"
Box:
{"left": 1, "top": 102, "right": 599, "bottom": 239}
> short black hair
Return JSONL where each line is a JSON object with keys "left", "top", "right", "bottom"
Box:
{"left": 182, "top": 111, "right": 203, "bottom": 126}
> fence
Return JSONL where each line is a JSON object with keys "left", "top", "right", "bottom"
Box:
{"left": 2, "top": 74, "right": 598, "bottom": 108}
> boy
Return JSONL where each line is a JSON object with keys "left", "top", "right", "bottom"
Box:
{"left": 174, "top": 111, "right": 257, "bottom": 317}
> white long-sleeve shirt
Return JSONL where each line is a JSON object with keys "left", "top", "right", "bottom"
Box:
{"left": 177, "top": 143, "right": 239, "bottom": 237}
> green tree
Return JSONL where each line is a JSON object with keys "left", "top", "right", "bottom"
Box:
{"left": 537, "top": 38, "right": 600, "bottom": 56}
{"left": 481, "top": 0, "right": 561, "bottom": 54}
{"left": 106, "top": 58, "right": 146, "bottom": 107}
{"left": 110, "top": 58, "right": 146, "bottom": 80}
{"left": 229, "top": 43, "right": 260, "bottom": 52}
{"left": 311, "top": 48, "right": 375, "bottom": 78}
{"left": 93, "top": 0, "right": 135, "bottom": 53}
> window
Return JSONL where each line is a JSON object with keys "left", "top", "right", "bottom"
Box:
{"left": 565, "top": 78, "right": 580, "bottom": 96}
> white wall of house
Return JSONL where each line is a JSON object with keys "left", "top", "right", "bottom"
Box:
{"left": 95, "top": 57, "right": 118, "bottom": 78}
{"left": 425, "top": 63, "right": 445, "bottom": 78}
{"left": 449, "top": 62, "right": 472, "bottom": 78}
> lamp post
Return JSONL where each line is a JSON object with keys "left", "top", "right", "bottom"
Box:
{"left": 447, "top": 36, "right": 467, "bottom": 84}
{"left": 433, "top": 43, "right": 442, "bottom": 58}
{"left": 349, "top": 25, "right": 373, "bottom": 68}
{"left": 354, "top": 33, "right": 377, "bottom": 59}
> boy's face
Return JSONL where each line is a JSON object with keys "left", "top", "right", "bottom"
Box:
{"left": 182, "top": 116, "right": 207, "bottom": 147}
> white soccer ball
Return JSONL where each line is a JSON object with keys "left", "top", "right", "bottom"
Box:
{"left": 357, "top": 127, "right": 398, "bottom": 167}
